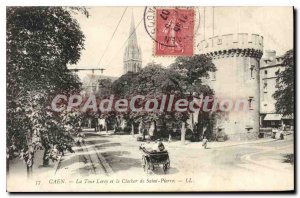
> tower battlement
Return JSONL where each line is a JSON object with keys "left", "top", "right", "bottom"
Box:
{"left": 198, "top": 33, "right": 264, "bottom": 59}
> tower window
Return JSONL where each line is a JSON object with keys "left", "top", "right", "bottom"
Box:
{"left": 250, "top": 65, "right": 255, "bottom": 79}
{"left": 248, "top": 96, "right": 254, "bottom": 110}
{"left": 264, "top": 83, "right": 268, "bottom": 93}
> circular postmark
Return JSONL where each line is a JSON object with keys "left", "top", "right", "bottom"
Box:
{"left": 143, "top": 6, "right": 200, "bottom": 55}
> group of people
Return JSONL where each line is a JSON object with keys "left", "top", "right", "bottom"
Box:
{"left": 83, "top": 117, "right": 108, "bottom": 132}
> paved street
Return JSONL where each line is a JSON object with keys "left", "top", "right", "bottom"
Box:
{"left": 53, "top": 129, "right": 294, "bottom": 191}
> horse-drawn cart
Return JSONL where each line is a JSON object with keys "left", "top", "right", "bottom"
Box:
{"left": 139, "top": 146, "right": 170, "bottom": 173}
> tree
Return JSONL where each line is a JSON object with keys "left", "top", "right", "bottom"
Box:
{"left": 112, "top": 72, "right": 139, "bottom": 97}
{"left": 111, "top": 72, "right": 139, "bottom": 132}
{"left": 273, "top": 50, "right": 294, "bottom": 116}
{"left": 170, "top": 55, "right": 216, "bottom": 143}
{"left": 98, "top": 78, "right": 113, "bottom": 99}
{"left": 7, "top": 7, "right": 88, "bottom": 175}
{"left": 113, "top": 63, "right": 188, "bottom": 139}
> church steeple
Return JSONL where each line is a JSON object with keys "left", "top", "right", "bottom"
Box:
{"left": 129, "top": 12, "right": 138, "bottom": 47}
{"left": 123, "top": 10, "right": 142, "bottom": 74}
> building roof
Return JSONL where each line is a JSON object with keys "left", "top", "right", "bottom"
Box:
{"left": 282, "top": 114, "right": 294, "bottom": 120}
{"left": 264, "top": 114, "right": 282, "bottom": 121}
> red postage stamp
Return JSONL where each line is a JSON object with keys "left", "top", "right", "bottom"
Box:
{"left": 155, "top": 8, "right": 195, "bottom": 56}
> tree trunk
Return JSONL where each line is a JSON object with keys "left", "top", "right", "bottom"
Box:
{"left": 131, "top": 123, "right": 134, "bottom": 136}
{"left": 26, "top": 151, "right": 34, "bottom": 178}
{"left": 198, "top": 112, "right": 204, "bottom": 139}
{"left": 105, "top": 120, "right": 108, "bottom": 133}
{"left": 138, "top": 121, "right": 143, "bottom": 136}
{"left": 142, "top": 120, "right": 146, "bottom": 140}
{"left": 43, "top": 148, "right": 49, "bottom": 167}
{"left": 181, "top": 122, "right": 186, "bottom": 145}
{"left": 27, "top": 166, "right": 32, "bottom": 179}
{"left": 6, "top": 158, "right": 9, "bottom": 174}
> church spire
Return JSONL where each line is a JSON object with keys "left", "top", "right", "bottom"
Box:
{"left": 123, "top": 10, "right": 142, "bottom": 74}
{"left": 129, "top": 11, "right": 138, "bottom": 46}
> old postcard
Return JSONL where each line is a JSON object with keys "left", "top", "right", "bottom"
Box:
{"left": 6, "top": 6, "right": 294, "bottom": 192}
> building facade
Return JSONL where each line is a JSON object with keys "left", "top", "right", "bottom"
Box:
{"left": 199, "top": 33, "right": 264, "bottom": 140}
{"left": 123, "top": 13, "right": 142, "bottom": 74}
{"left": 259, "top": 50, "right": 293, "bottom": 128}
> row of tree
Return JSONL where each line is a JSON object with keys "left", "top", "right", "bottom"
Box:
{"left": 96, "top": 55, "right": 217, "bottom": 142}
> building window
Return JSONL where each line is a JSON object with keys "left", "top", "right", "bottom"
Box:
{"left": 246, "top": 127, "right": 253, "bottom": 133}
{"left": 248, "top": 96, "right": 254, "bottom": 110}
{"left": 275, "top": 69, "right": 280, "bottom": 76}
{"left": 211, "top": 72, "right": 216, "bottom": 81}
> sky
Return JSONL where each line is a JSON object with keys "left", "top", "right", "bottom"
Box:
{"left": 70, "top": 6, "right": 293, "bottom": 79}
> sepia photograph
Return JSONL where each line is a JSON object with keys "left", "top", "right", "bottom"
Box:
{"left": 5, "top": 5, "right": 295, "bottom": 192}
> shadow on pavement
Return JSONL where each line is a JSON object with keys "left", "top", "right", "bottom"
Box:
{"left": 84, "top": 132, "right": 101, "bottom": 138}
{"left": 102, "top": 151, "right": 141, "bottom": 173}
{"left": 95, "top": 143, "right": 121, "bottom": 149}
{"left": 85, "top": 139, "right": 110, "bottom": 145}
{"left": 148, "top": 166, "right": 180, "bottom": 175}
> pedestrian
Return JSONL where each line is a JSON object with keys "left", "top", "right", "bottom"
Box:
{"left": 280, "top": 130, "right": 284, "bottom": 140}
{"left": 149, "top": 121, "right": 155, "bottom": 140}
{"left": 152, "top": 139, "right": 165, "bottom": 152}
{"left": 97, "top": 117, "right": 101, "bottom": 132}
{"left": 88, "top": 118, "right": 92, "bottom": 128}
{"left": 94, "top": 117, "right": 98, "bottom": 132}
{"left": 202, "top": 136, "right": 208, "bottom": 149}
{"left": 168, "top": 128, "right": 172, "bottom": 142}
{"left": 193, "top": 123, "right": 199, "bottom": 142}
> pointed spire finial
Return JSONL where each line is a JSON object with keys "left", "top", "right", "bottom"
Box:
{"left": 123, "top": 8, "right": 142, "bottom": 74}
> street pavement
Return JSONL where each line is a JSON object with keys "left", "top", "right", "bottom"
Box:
{"left": 53, "top": 129, "right": 294, "bottom": 191}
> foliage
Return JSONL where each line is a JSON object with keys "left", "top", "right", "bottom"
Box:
{"left": 7, "top": 7, "right": 87, "bottom": 168}
{"left": 112, "top": 72, "right": 139, "bottom": 97}
{"left": 273, "top": 50, "right": 294, "bottom": 116}
{"left": 98, "top": 78, "right": 113, "bottom": 99}
{"left": 170, "top": 54, "right": 216, "bottom": 95}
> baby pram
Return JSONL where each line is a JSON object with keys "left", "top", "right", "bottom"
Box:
{"left": 139, "top": 146, "right": 170, "bottom": 174}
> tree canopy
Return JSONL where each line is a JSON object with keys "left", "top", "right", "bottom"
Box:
{"left": 273, "top": 49, "right": 294, "bottom": 116}
{"left": 7, "top": 7, "right": 88, "bottom": 171}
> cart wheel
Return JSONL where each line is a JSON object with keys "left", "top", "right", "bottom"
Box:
{"left": 146, "top": 161, "right": 151, "bottom": 174}
{"left": 163, "top": 161, "right": 170, "bottom": 173}
{"left": 142, "top": 156, "right": 146, "bottom": 170}
{"left": 163, "top": 164, "right": 168, "bottom": 173}
{"left": 143, "top": 157, "right": 148, "bottom": 172}
{"left": 166, "top": 160, "right": 170, "bottom": 169}
{"left": 151, "top": 164, "right": 155, "bottom": 171}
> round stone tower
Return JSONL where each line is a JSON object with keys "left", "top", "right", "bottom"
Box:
{"left": 199, "top": 33, "right": 263, "bottom": 140}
